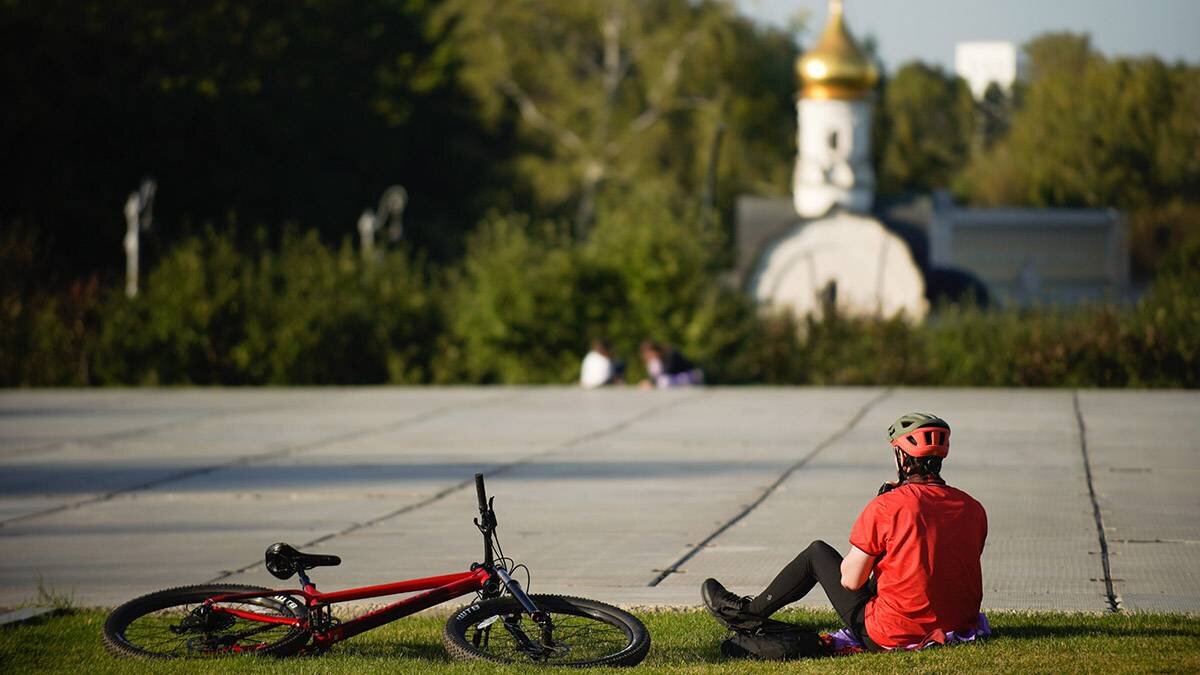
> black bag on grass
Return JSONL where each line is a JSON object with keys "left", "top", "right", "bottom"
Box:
{"left": 720, "top": 620, "right": 827, "bottom": 661}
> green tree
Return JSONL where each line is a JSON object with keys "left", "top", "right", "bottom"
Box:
{"left": 1024, "top": 32, "right": 1094, "bottom": 82}
{"left": 973, "top": 81, "right": 1017, "bottom": 152}
{"left": 436, "top": 216, "right": 605, "bottom": 383}
{"left": 876, "top": 62, "right": 975, "bottom": 194}
{"left": 435, "top": 0, "right": 798, "bottom": 234}
{"left": 960, "top": 33, "right": 1200, "bottom": 210}
{"left": 435, "top": 190, "right": 753, "bottom": 384}
{"left": 705, "top": 13, "right": 799, "bottom": 235}
{"left": 1, "top": 0, "right": 503, "bottom": 279}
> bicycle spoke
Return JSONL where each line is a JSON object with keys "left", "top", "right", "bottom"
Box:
{"left": 116, "top": 596, "right": 302, "bottom": 657}
{"left": 466, "top": 610, "right": 631, "bottom": 664}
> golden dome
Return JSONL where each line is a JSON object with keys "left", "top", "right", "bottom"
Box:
{"left": 797, "top": 0, "right": 879, "bottom": 99}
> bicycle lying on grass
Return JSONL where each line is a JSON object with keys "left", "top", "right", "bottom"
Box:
{"left": 103, "top": 473, "right": 650, "bottom": 666}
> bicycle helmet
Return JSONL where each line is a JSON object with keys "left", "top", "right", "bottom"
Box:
{"left": 887, "top": 412, "right": 950, "bottom": 458}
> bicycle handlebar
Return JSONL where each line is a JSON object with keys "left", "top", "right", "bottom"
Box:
{"left": 475, "top": 473, "right": 488, "bottom": 513}
{"left": 474, "top": 473, "right": 496, "bottom": 568}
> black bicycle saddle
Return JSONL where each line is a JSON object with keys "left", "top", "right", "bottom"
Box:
{"left": 264, "top": 542, "right": 341, "bottom": 580}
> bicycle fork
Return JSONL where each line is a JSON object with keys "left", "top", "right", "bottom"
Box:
{"left": 493, "top": 566, "right": 558, "bottom": 655}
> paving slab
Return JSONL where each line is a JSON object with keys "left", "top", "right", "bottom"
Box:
{"left": 0, "top": 387, "right": 1197, "bottom": 616}
{"left": 1079, "top": 390, "right": 1200, "bottom": 612}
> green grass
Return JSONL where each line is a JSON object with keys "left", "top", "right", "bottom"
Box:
{"left": 2, "top": 608, "right": 1198, "bottom": 674}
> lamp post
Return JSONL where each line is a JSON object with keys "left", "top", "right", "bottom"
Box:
{"left": 358, "top": 185, "right": 408, "bottom": 262}
{"left": 123, "top": 178, "right": 156, "bottom": 298}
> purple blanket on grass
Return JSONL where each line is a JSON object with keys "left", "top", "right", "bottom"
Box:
{"left": 824, "top": 612, "right": 991, "bottom": 654}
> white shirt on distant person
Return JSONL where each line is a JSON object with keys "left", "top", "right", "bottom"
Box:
{"left": 580, "top": 350, "right": 613, "bottom": 389}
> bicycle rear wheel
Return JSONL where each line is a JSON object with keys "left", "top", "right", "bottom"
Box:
{"left": 103, "top": 584, "right": 309, "bottom": 658}
{"left": 443, "top": 594, "right": 650, "bottom": 667}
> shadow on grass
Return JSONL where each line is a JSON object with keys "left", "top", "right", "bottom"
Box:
{"left": 995, "top": 623, "right": 1200, "bottom": 640}
{"left": 641, "top": 610, "right": 1200, "bottom": 667}
{"left": 646, "top": 638, "right": 727, "bottom": 665}
{"left": 774, "top": 609, "right": 1200, "bottom": 643}
{"left": 330, "top": 640, "right": 451, "bottom": 661}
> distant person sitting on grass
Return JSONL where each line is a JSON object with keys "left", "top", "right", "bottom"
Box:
{"left": 579, "top": 339, "right": 624, "bottom": 389}
{"left": 638, "top": 341, "right": 703, "bottom": 389}
{"left": 702, "top": 413, "right": 989, "bottom": 657}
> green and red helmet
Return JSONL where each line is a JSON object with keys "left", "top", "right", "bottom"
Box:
{"left": 887, "top": 412, "right": 951, "bottom": 458}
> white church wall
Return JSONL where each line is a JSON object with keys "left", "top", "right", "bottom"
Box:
{"left": 793, "top": 97, "right": 875, "bottom": 218}
{"left": 750, "top": 212, "right": 928, "bottom": 322}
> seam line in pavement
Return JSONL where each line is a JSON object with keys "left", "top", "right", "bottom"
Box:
{"left": 208, "top": 391, "right": 708, "bottom": 582}
{"left": 0, "top": 402, "right": 291, "bottom": 460}
{"left": 0, "top": 393, "right": 514, "bottom": 529}
{"left": 1111, "top": 538, "right": 1200, "bottom": 545}
{"left": 1073, "top": 390, "right": 1121, "bottom": 613}
{"left": 647, "top": 387, "right": 893, "bottom": 587}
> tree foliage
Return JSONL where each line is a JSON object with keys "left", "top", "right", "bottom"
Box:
{"left": 1, "top": 0, "right": 505, "bottom": 277}
{"left": 876, "top": 62, "right": 976, "bottom": 194}
{"left": 435, "top": 0, "right": 797, "bottom": 234}
{"left": 438, "top": 191, "right": 743, "bottom": 383}
{"left": 959, "top": 33, "right": 1200, "bottom": 209}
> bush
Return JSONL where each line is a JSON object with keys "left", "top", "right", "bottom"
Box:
{"left": 721, "top": 260, "right": 1200, "bottom": 388}
{"left": 92, "top": 231, "right": 255, "bottom": 385}
{"left": 4, "top": 217, "right": 1197, "bottom": 389}
{"left": 435, "top": 215, "right": 600, "bottom": 383}
{"left": 581, "top": 196, "right": 742, "bottom": 383}
{"left": 244, "top": 233, "right": 440, "bottom": 385}
{"left": 90, "top": 229, "right": 439, "bottom": 385}
{"left": 0, "top": 228, "right": 101, "bottom": 386}
{"left": 435, "top": 196, "right": 759, "bottom": 384}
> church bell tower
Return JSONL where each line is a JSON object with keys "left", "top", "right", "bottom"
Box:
{"left": 793, "top": 0, "right": 879, "bottom": 218}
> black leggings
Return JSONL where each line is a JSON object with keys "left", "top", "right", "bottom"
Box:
{"left": 745, "top": 540, "right": 881, "bottom": 650}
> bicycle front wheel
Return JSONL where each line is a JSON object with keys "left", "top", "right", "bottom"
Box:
{"left": 102, "top": 584, "right": 309, "bottom": 658}
{"left": 443, "top": 594, "right": 650, "bottom": 667}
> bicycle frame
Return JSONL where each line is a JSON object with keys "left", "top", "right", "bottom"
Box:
{"left": 201, "top": 473, "right": 533, "bottom": 652}
{"left": 206, "top": 565, "right": 496, "bottom": 650}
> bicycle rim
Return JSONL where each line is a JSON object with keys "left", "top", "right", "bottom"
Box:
{"left": 444, "top": 594, "right": 649, "bottom": 667}
{"left": 104, "top": 584, "right": 308, "bottom": 658}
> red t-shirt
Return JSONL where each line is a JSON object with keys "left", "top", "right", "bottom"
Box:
{"left": 849, "top": 482, "right": 987, "bottom": 649}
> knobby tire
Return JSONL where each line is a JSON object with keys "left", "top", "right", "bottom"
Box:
{"left": 102, "top": 584, "right": 309, "bottom": 659}
{"left": 443, "top": 593, "right": 650, "bottom": 667}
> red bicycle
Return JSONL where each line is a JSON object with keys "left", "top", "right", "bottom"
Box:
{"left": 102, "top": 474, "right": 650, "bottom": 667}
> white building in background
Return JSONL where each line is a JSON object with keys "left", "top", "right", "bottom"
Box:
{"left": 955, "top": 41, "right": 1025, "bottom": 100}
{"left": 748, "top": 0, "right": 929, "bottom": 322}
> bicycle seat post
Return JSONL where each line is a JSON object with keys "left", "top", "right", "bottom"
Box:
{"left": 297, "top": 568, "right": 315, "bottom": 592}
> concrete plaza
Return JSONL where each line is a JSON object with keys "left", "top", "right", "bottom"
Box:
{"left": 1, "top": 387, "right": 1197, "bottom": 613}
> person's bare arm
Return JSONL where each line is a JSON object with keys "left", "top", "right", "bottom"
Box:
{"left": 840, "top": 545, "right": 876, "bottom": 590}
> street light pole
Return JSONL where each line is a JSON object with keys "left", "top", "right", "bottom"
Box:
{"left": 123, "top": 178, "right": 156, "bottom": 298}
{"left": 358, "top": 185, "right": 408, "bottom": 262}
{"left": 357, "top": 209, "right": 377, "bottom": 261}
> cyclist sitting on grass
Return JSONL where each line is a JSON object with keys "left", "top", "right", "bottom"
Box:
{"left": 702, "top": 412, "right": 988, "bottom": 653}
